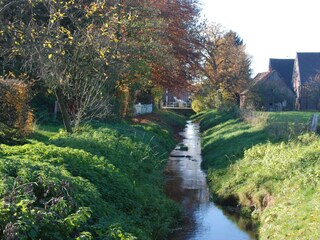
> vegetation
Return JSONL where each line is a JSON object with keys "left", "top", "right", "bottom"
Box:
{"left": 193, "top": 109, "right": 320, "bottom": 239}
{"left": 0, "top": 79, "right": 33, "bottom": 144}
{"left": 0, "top": 0, "right": 256, "bottom": 238}
{"left": 192, "top": 25, "right": 252, "bottom": 112}
{"left": 0, "top": 111, "right": 187, "bottom": 239}
{"left": 3, "top": 0, "right": 318, "bottom": 239}
{"left": 0, "top": 0, "right": 201, "bottom": 131}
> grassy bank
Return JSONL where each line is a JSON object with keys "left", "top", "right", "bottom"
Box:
{"left": 0, "top": 111, "right": 187, "bottom": 239}
{"left": 194, "top": 110, "right": 320, "bottom": 239}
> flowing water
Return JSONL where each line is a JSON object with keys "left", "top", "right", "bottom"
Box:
{"left": 165, "top": 121, "right": 256, "bottom": 240}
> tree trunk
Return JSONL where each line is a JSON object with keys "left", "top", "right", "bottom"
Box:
{"left": 235, "top": 92, "right": 241, "bottom": 107}
{"left": 55, "top": 89, "right": 73, "bottom": 133}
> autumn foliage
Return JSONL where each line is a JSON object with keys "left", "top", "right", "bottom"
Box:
{"left": 0, "top": 78, "right": 33, "bottom": 141}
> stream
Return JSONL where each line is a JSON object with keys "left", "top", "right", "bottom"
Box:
{"left": 164, "top": 121, "right": 256, "bottom": 240}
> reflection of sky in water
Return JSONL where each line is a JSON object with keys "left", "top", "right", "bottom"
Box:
{"left": 165, "top": 122, "right": 255, "bottom": 240}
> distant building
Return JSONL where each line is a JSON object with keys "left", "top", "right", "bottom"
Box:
{"left": 269, "top": 58, "right": 295, "bottom": 91}
{"left": 162, "top": 89, "right": 192, "bottom": 109}
{"left": 241, "top": 53, "right": 320, "bottom": 111}
{"left": 292, "top": 52, "right": 320, "bottom": 110}
{"left": 240, "top": 70, "right": 295, "bottom": 111}
{"left": 163, "top": 89, "right": 191, "bottom": 103}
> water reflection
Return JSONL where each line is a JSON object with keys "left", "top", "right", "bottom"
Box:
{"left": 165, "top": 121, "right": 256, "bottom": 240}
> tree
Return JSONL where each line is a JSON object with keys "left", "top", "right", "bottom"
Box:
{"left": 194, "top": 23, "right": 252, "bottom": 110}
{"left": 1, "top": 0, "right": 129, "bottom": 132}
{"left": 149, "top": 0, "right": 201, "bottom": 90}
{"left": 301, "top": 75, "right": 320, "bottom": 110}
{"left": 111, "top": 0, "right": 202, "bottom": 116}
{"left": 0, "top": 0, "right": 202, "bottom": 125}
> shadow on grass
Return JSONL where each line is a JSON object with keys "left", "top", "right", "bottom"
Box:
{"left": 195, "top": 110, "right": 307, "bottom": 171}
{"left": 193, "top": 110, "right": 236, "bottom": 132}
{"left": 30, "top": 131, "right": 52, "bottom": 143}
{"left": 30, "top": 124, "right": 62, "bottom": 144}
{"left": 201, "top": 128, "right": 268, "bottom": 170}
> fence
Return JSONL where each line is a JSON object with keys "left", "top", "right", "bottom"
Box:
{"left": 134, "top": 103, "right": 153, "bottom": 116}
{"left": 161, "top": 101, "right": 192, "bottom": 109}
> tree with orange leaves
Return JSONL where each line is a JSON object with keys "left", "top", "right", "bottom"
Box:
{"left": 0, "top": 0, "right": 202, "bottom": 126}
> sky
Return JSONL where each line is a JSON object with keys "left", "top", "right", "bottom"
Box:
{"left": 200, "top": 0, "right": 320, "bottom": 76}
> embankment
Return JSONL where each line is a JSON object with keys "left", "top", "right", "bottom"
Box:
{"left": 193, "top": 110, "right": 320, "bottom": 240}
{"left": 0, "top": 111, "right": 187, "bottom": 239}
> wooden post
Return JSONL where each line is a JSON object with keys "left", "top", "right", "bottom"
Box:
{"left": 310, "top": 114, "right": 319, "bottom": 132}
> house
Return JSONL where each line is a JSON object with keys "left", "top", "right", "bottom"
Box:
{"left": 292, "top": 52, "right": 320, "bottom": 110}
{"left": 163, "top": 89, "right": 191, "bottom": 103}
{"left": 162, "top": 89, "right": 192, "bottom": 108}
{"left": 269, "top": 58, "right": 295, "bottom": 91}
{"left": 242, "top": 53, "right": 320, "bottom": 111}
{"left": 240, "top": 70, "right": 295, "bottom": 111}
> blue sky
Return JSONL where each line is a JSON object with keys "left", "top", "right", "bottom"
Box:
{"left": 200, "top": 0, "right": 320, "bottom": 76}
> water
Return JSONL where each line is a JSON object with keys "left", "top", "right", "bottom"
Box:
{"left": 165, "top": 121, "right": 256, "bottom": 240}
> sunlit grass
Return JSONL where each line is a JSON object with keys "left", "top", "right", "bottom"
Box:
{"left": 267, "top": 111, "right": 318, "bottom": 123}
{"left": 194, "top": 110, "right": 320, "bottom": 240}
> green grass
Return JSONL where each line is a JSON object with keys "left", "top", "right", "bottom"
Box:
{"left": 0, "top": 111, "right": 186, "bottom": 240}
{"left": 30, "top": 124, "right": 63, "bottom": 143}
{"left": 194, "top": 109, "right": 320, "bottom": 240}
{"left": 201, "top": 118, "right": 268, "bottom": 169}
{"left": 193, "top": 110, "right": 268, "bottom": 169}
{"left": 214, "top": 134, "right": 320, "bottom": 240}
{"left": 267, "top": 111, "right": 317, "bottom": 123}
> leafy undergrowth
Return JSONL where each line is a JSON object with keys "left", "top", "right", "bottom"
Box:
{"left": 0, "top": 112, "right": 186, "bottom": 239}
{"left": 194, "top": 109, "right": 320, "bottom": 240}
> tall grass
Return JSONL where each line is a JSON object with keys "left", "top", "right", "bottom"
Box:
{"left": 194, "top": 109, "right": 320, "bottom": 239}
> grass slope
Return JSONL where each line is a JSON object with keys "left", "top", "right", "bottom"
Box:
{"left": 194, "top": 110, "right": 320, "bottom": 240}
{"left": 0, "top": 111, "right": 187, "bottom": 240}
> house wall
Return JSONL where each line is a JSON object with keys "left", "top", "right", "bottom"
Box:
{"left": 239, "top": 94, "right": 246, "bottom": 109}
{"left": 299, "top": 86, "right": 320, "bottom": 110}
{"left": 259, "top": 80, "right": 294, "bottom": 111}
{"left": 241, "top": 71, "right": 295, "bottom": 111}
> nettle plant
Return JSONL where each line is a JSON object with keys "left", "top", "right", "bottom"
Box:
{"left": 0, "top": 175, "right": 91, "bottom": 239}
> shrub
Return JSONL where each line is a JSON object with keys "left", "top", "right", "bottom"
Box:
{"left": 0, "top": 78, "right": 34, "bottom": 143}
{"left": 191, "top": 98, "right": 206, "bottom": 113}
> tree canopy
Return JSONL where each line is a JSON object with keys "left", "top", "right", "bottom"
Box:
{"left": 191, "top": 23, "right": 252, "bottom": 111}
{"left": 0, "top": 0, "right": 203, "bottom": 131}
{"left": 0, "top": 0, "right": 253, "bottom": 129}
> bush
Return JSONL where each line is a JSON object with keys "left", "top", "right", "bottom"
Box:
{"left": 0, "top": 78, "right": 34, "bottom": 143}
{"left": 191, "top": 99, "right": 206, "bottom": 113}
{"left": 0, "top": 144, "right": 95, "bottom": 239}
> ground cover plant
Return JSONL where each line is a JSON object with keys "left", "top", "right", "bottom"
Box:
{"left": 194, "top": 109, "right": 320, "bottom": 239}
{"left": 0, "top": 111, "right": 187, "bottom": 239}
